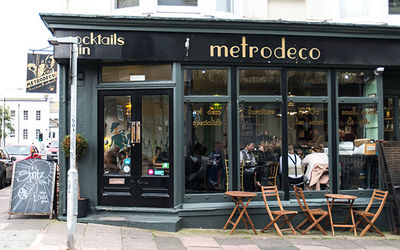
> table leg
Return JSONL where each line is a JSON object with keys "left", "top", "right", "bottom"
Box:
{"left": 239, "top": 198, "right": 257, "bottom": 235}
{"left": 223, "top": 199, "right": 239, "bottom": 230}
{"left": 326, "top": 198, "right": 335, "bottom": 236}
{"left": 230, "top": 198, "right": 246, "bottom": 235}
{"left": 349, "top": 199, "right": 357, "bottom": 237}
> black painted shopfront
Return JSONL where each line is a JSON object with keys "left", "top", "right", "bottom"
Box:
{"left": 41, "top": 13, "right": 400, "bottom": 230}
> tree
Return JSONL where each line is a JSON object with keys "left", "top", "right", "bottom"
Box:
{"left": 0, "top": 106, "right": 14, "bottom": 142}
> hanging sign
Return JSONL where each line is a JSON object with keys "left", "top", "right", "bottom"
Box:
{"left": 26, "top": 53, "right": 57, "bottom": 93}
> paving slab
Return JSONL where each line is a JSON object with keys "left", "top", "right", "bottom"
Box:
{"left": 316, "top": 239, "right": 366, "bottom": 249}
{"left": 221, "top": 244, "right": 260, "bottom": 250}
{"left": 122, "top": 227, "right": 154, "bottom": 239}
{"left": 180, "top": 237, "right": 220, "bottom": 248}
{"left": 215, "top": 237, "right": 254, "bottom": 245}
{"left": 122, "top": 237, "right": 157, "bottom": 250}
{"left": 384, "top": 240, "right": 400, "bottom": 248}
{"left": 154, "top": 236, "right": 186, "bottom": 250}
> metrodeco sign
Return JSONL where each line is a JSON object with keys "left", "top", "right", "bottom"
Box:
{"left": 26, "top": 53, "right": 57, "bottom": 93}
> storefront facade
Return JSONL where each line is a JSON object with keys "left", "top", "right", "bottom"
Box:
{"left": 42, "top": 13, "right": 400, "bottom": 230}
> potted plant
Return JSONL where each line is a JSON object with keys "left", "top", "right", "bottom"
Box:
{"left": 62, "top": 133, "right": 89, "bottom": 217}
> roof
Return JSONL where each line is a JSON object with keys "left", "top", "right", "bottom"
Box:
{"left": 40, "top": 13, "right": 400, "bottom": 40}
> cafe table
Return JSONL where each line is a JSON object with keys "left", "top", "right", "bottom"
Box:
{"left": 325, "top": 193, "right": 358, "bottom": 236}
{"left": 223, "top": 191, "right": 257, "bottom": 235}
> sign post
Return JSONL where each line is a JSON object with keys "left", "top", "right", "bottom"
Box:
{"left": 48, "top": 36, "right": 78, "bottom": 250}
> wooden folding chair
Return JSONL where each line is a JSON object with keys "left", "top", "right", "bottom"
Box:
{"left": 354, "top": 189, "right": 388, "bottom": 236}
{"left": 267, "top": 162, "right": 279, "bottom": 186}
{"left": 261, "top": 186, "right": 298, "bottom": 237}
{"left": 225, "top": 159, "right": 229, "bottom": 191}
{"left": 293, "top": 186, "right": 328, "bottom": 235}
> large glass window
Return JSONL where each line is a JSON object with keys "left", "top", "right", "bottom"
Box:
{"left": 239, "top": 69, "right": 280, "bottom": 95}
{"left": 338, "top": 71, "right": 377, "bottom": 97}
{"left": 390, "top": 0, "right": 400, "bottom": 14}
{"left": 158, "top": 0, "right": 197, "bottom": 6}
{"left": 239, "top": 103, "right": 281, "bottom": 192}
{"left": 287, "top": 70, "right": 328, "bottom": 96}
{"left": 338, "top": 103, "right": 379, "bottom": 190}
{"left": 184, "top": 102, "right": 228, "bottom": 193}
{"left": 102, "top": 64, "right": 172, "bottom": 83}
{"left": 116, "top": 0, "right": 139, "bottom": 8}
{"left": 184, "top": 69, "right": 228, "bottom": 96}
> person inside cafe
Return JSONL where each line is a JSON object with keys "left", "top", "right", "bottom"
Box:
{"left": 307, "top": 128, "right": 325, "bottom": 146}
{"left": 279, "top": 145, "right": 303, "bottom": 186}
{"left": 207, "top": 141, "right": 226, "bottom": 190}
{"left": 185, "top": 143, "right": 209, "bottom": 191}
{"left": 302, "top": 144, "right": 329, "bottom": 190}
{"left": 257, "top": 129, "right": 273, "bottom": 145}
{"left": 240, "top": 141, "right": 256, "bottom": 166}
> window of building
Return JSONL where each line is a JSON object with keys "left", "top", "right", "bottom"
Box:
{"left": 184, "top": 69, "right": 228, "bottom": 95}
{"left": 116, "top": 0, "right": 139, "bottom": 9}
{"left": 389, "top": 0, "right": 400, "bottom": 14}
{"left": 23, "top": 129, "right": 28, "bottom": 139}
{"left": 36, "top": 110, "right": 41, "bottom": 120}
{"left": 10, "top": 129, "right": 15, "bottom": 138}
{"left": 287, "top": 70, "right": 328, "bottom": 96}
{"left": 338, "top": 71, "right": 377, "bottom": 97}
{"left": 158, "top": 0, "right": 197, "bottom": 6}
{"left": 102, "top": 64, "right": 172, "bottom": 82}
{"left": 36, "top": 129, "right": 40, "bottom": 140}
{"left": 10, "top": 110, "right": 15, "bottom": 117}
{"left": 53, "top": 132, "right": 56, "bottom": 138}
{"left": 23, "top": 110, "right": 28, "bottom": 120}
{"left": 239, "top": 69, "right": 281, "bottom": 95}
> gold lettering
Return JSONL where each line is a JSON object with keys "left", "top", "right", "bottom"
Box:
{"left": 249, "top": 46, "right": 258, "bottom": 58}
{"left": 241, "top": 36, "right": 248, "bottom": 58}
{"left": 287, "top": 47, "right": 297, "bottom": 59}
{"left": 210, "top": 45, "right": 228, "bottom": 57}
{"left": 230, "top": 46, "right": 240, "bottom": 58}
{"left": 273, "top": 37, "right": 286, "bottom": 59}
{"left": 117, "top": 37, "right": 125, "bottom": 45}
{"left": 299, "top": 48, "right": 308, "bottom": 60}
{"left": 261, "top": 47, "right": 272, "bottom": 58}
{"left": 101, "top": 36, "right": 110, "bottom": 45}
{"left": 309, "top": 48, "right": 321, "bottom": 60}
{"left": 82, "top": 36, "right": 90, "bottom": 45}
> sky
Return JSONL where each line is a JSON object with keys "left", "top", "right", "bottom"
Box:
{"left": 0, "top": 0, "right": 59, "bottom": 97}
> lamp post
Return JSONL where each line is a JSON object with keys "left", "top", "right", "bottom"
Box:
{"left": 48, "top": 36, "right": 78, "bottom": 250}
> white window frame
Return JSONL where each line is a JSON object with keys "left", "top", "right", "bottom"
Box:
{"left": 36, "top": 110, "right": 41, "bottom": 121}
{"left": 23, "top": 129, "right": 28, "bottom": 140}
{"left": 36, "top": 129, "right": 40, "bottom": 140}
{"left": 23, "top": 110, "right": 28, "bottom": 120}
{"left": 10, "top": 110, "right": 15, "bottom": 117}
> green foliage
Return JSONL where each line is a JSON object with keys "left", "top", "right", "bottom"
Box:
{"left": 0, "top": 106, "right": 14, "bottom": 141}
{"left": 62, "top": 134, "right": 88, "bottom": 159}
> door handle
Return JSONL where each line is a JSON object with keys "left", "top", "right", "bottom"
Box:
{"left": 131, "top": 121, "right": 136, "bottom": 145}
{"left": 135, "top": 121, "right": 141, "bottom": 143}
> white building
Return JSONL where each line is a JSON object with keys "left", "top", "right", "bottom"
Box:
{"left": 3, "top": 94, "right": 58, "bottom": 153}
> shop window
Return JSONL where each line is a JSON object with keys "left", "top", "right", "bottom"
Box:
{"left": 184, "top": 69, "right": 228, "bottom": 95}
{"left": 116, "top": 0, "right": 139, "bottom": 8}
{"left": 101, "top": 64, "right": 172, "bottom": 82}
{"left": 389, "top": 0, "right": 400, "bottom": 14}
{"left": 184, "top": 102, "right": 228, "bottom": 193}
{"left": 288, "top": 103, "right": 329, "bottom": 191}
{"left": 287, "top": 70, "right": 328, "bottom": 96}
{"left": 384, "top": 97, "right": 396, "bottom": 141}
{"left": 239, "top": 102, "right": 282, "bottom": 191}
{"left": 338, "top": 71, "right": 377, "bottom": 97}
{"left": 217, "top": 0, "right": 233, "bottom": 12}
{"left": 239, "top": 69, "right": 281, "bottom": 95}
{"left": 158, "top": 0, "right": 197, "bottom": 6}
{"left": 338, "top": 103, "right": 379, "bottom": 190}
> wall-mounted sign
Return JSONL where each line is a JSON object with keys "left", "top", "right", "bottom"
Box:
{"left": 26, "top": 53, "right": 57, "bottom": 93}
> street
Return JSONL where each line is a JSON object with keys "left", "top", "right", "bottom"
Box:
{"left": 1, "top": 186, "right": 400, "bottom": 249}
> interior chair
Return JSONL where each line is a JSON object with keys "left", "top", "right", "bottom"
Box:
{"left": 261, "top": 186, "right": 298, "bottom": 237}
{"left": 267, "top": 162, "right": 279, "bottom": 186}
{"left": 293, "top": 186, "right": 328, "bottom": 235}
{"left": 240, "top": 160, "right": 244, "bottom": 191}
{"left": 354, "top": 189, "right": 388, "bottom": 236}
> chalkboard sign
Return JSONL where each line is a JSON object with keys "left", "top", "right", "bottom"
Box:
{"left": 8, "top": 159, "right": 56, "bottom": 216}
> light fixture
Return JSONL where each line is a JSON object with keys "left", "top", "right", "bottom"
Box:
{"left": 373, "top": 67, "right": 385, "bottom": 76}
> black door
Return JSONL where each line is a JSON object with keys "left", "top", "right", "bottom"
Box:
{"left": 98, "top": 89, "right": 173, "bottom": 207}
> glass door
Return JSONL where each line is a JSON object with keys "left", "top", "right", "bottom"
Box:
{"left": 98, "top": 89, "right": 173, "bottom": 207}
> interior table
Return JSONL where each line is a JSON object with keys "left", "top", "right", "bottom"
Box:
{"left": 223, "top": 191, "right": 258, "bottom": 235}
{"left": 325, "top": 193, "right": 358, "bottom": 236}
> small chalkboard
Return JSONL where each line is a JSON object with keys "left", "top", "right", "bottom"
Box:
{"left": 8, "top": 159, "right": 56, "bottom": 217}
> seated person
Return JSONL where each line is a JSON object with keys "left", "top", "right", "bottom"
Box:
{"left": 279, "top": 145, "right": 303, "bottom": 186}
{"left": 302, "top": 145, "right": 329, "bottom": 190}
{"left": 207, "top": 141, "right": 226, "bottom": 190}
{"left": 185, "top": 143, "right": 209, "bottom": 191}
{"left": 240, "top": 141, "right": 256, "bottom": 166}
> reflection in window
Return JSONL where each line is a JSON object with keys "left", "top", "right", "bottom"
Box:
{"left": 102, "top": 64, "right": 172, "bottom": 82}
{"left": 338, "top": 71, "right": 377, "bottom": 97}
{"left": 287, "top": 71, "right": 327, "bottom": 96}
{"left": 103, "top": 96, "right": 131, "bottom": 176}
{"left": 239, "top": 69, "right": 281, "bottom": 95}
{"left": 141, "top": 95, "right": 170, "bottom": 177}
{"left": 239, "top": 103, "right": 281, "bottom": 192}
{"left": 158, "top": 0, "right": 197, "bottom": 6}
{"left": 116, "top": 0, "right": 139, "bottom": 8}
{"left": 384, "top": 97, "right": 395, "bottom": 141}
{"left": 287, "top": 103, "right": 329, "bottom": 191}
{"left": 184, "top": 102, "right": 228, "bottom": 193}
{"left": 338, "top": 104, "right": 379, "bottom": 190}
{"left": 184, "top": 69, "right": 228, "bottom": 95}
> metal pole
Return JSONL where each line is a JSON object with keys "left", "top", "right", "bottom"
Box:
{"left": 2, "top": 97, "right": 5, "bottom": 147}
{"left": 67, "top": 41, "right": 78, "bottom": 250}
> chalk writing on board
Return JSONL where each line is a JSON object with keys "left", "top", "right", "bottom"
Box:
{"left": 9, "top": 159, "right": 55, "bottom": 214}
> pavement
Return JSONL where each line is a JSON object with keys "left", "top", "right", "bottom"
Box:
{"left": 1, "top": 186, "right": 400, "bottom": 250}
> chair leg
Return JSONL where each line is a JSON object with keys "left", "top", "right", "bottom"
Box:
{"left": 295, "top": 217, "right": 310, "bottom": 231}
{"left": 302, "top": 214, "right": 327, "bottom": 235}
{"left": 261, "top": 216, "right": 280, "bottom": 233}
{"left": 284, "top": 214, "right": 297, "bottom": 235}
{"left": 360, "top": 215, "right": 385, "bottom": 237}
